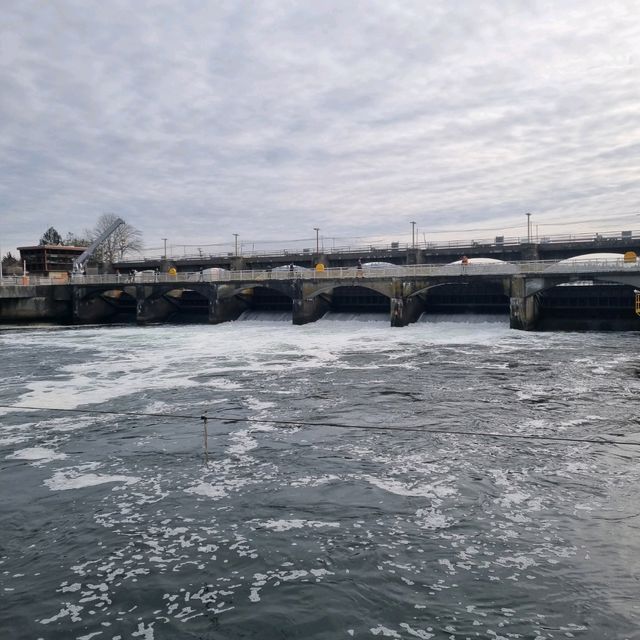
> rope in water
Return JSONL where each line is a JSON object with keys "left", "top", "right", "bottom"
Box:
{"left": 1, "top": 404, "right": 639, "bottom": 448}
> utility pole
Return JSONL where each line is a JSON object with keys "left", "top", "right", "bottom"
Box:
{"left": 233, "top": 233, "right": 239, "bottom": 256}
{"left": 314, "top": 227, "right": 320, "bottom": 255}
{"left": 410, "top": 221, "right": 416, "bottom": 249}
{"left": 526, "top": 213, "right": 531, "bottom": 243}
{"left": 162, "top": 238, "right": 167, "bottom": 259}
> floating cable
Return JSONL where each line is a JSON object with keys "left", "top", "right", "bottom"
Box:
{"left": 1, "top": 404, "right": 639, "bottom": 448}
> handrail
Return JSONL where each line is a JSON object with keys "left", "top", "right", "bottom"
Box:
{"left": 2, "top": 258, "right": 638, "bottom": 287}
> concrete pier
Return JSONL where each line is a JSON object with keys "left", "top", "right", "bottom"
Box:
{"left": 0, "top": 285, "right": 71, "bottom": 323}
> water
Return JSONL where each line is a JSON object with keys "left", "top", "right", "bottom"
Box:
{"left": 1, "top": 318, "right": 639, "bottom": 639}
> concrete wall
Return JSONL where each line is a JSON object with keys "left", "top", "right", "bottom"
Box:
{"left": 0, "top": 285, "right": 72, "bottom": 323}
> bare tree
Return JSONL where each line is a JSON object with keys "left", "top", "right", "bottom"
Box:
{"left": 90, "top": 213, "right": 143, "bottom": 264}
{"left": 63, "top": 232, "right": 90, "bottom": 247}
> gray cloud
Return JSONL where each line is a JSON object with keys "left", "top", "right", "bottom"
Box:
{"left": 1, "top": 0, "right": 639, "bottom": 255}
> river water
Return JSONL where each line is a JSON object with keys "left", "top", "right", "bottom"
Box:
{"left": 1, "top": 317, "right": 639, "bottom": 639}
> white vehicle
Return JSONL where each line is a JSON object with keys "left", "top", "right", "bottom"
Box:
{"left": 133, "top": 269, "right": 157, "bottom": 282}
{"left": 546, "top": 253, "right": 634, "bottom": 273}
{"left": 362, "top": 261, "right": 401, "bottom": 271}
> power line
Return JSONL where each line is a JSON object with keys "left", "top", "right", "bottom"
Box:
{"left": 2, "top": 404, "right": 639, "bottom": 448}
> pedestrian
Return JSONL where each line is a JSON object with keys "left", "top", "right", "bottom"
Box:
{"left": 461, "top": 255, "right": 469, "bottom": 266}
{"left": 356, "top": 258, "right": 363, "bottom": 278}
{"left": 199, "top": 267, "right": 204, "bottom": 282}
{"left": 289, "top": 263, "right": 294, "bottom": 273}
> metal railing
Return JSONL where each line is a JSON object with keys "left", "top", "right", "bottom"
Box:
{"left": 2, "top": 258, "right": 639, "bottom": 288}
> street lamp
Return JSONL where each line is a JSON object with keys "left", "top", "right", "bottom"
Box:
{"left": 410, "top": 221, "right": 416, "bottom": 249}
{"left": 162, "top": 238, "right": 167, "bottom": 259}
{"left": 313, "top": 227, "right": 320, "bottom": 255}
{"left": 526, "top": 213, "right": 532, "bottom": 243}
{"left": 233, "top": 233, "right": 239, "bottom": 256}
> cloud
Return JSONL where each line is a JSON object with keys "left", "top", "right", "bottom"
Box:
{"left": 1, "top": 0, "right": 639, "bottom": 254}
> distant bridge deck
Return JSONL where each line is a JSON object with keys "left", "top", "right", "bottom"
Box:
{"left": 116, "top": 228, "right": 640, "bottom": 265}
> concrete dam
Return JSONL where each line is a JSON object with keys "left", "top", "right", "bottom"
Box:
{"left": 1, "top": 261, "right": 639, "bottom": 331}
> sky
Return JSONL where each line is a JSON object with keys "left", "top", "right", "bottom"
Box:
{"left": 1, "top": 0, "right": 639, "bottom": 257}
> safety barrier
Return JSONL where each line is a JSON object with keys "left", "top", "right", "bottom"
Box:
{"left": 2, "top": 258, "right": 639, "bottom": 288}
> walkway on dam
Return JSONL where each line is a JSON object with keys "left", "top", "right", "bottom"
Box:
{"left": 2, "top": 257, "right": 640, "bottom": 288}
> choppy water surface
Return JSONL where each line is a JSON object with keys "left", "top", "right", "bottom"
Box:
{"left": 1, "top": 318, "right": 639, "bottom": 639}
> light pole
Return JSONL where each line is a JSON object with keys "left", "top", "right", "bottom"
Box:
{"left": 410, "top": 221, "right": 416, "bottom": 249}
{"left": 526, "top": 213, "right": 532, "bottom": 243}
{"left": 233, "top": 233, "right": 239, "bottom": 256}
{"left": 313, "top": 227, "right": 320, "bottom": 255}
{"left": 162, "top": 238, "right": 167, "bottom": 259}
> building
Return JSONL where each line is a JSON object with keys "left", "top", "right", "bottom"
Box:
{"left": 18, "top": 245, "right": 87, "bottom": 277}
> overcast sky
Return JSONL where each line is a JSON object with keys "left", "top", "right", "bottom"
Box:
{"left": 1, "top": 0, "right": 639, "bottom": 256}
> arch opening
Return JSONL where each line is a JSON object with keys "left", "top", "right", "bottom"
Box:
{"left": 78, "top": 288, "right": 137, "bottom": 324}
{"left": 165, "top": 288, "right": 210, "bottom": 323}
{"left": 245, "top": 286, "right": 293, "bottom": 312}
{"left": 537, "top": 282, "right": 639, "bottom": 331}
{"left": 329, "top": 285, "right": 389, "bottom": 315}
{"left": 422, "top": 282, "right": 509, "bottom": 318}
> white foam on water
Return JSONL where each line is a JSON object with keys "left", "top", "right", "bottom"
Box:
{"left": 236, "top": 311, "right": 293, "bottom": 322}
{"left": 16, "top": 370, "right": 198, "bottom": 410}
{"left": 418, "top": 313, "right": 509, "bottom": 324}
{"left": 0, "top": 435, "right": 30, "bottom": 446}
{"left": 5, "top": 320, "right": 527, "bottom": 413}
{"left": 320, "top": 312, "right": 389, "bottom": 323}
{"left": 415, "top": 508, "right": 452, "bottom": 530}
{"left": 370, "top": 625, "right": 402, "bottom": 638}
{"left": 185, "top": 482, "right": 228, "bottom": 500}
{"left": 45, "top": 470, "right": 140, "bottom": 491}
{"left": 202, "top": 379, "right": 243, "bottom": 390}
{"left": 228, "top": 431, "right": 259, "bottom": 455}
{"left": 245, "top": 398, "right": 276, "bottom": 412}
{"left": 253, "top": 519, "right": 340, "bottom": 532}
{"left": 290, "top": 474, "right": 340, "bottom": 487}
{"left": 39, "top": 603, "right": 84, "bottom": 624}
{"left": 365, "top": 475, "right": 455, "bottom": 499}
{"left": 131, "top": 621, "right": 155, "bottom": 639}
{"left": 7, "top": 447, "right": 67, "bottom": 463}
{"left": 399, "top": 623, "right": 435, "bottom": 639}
